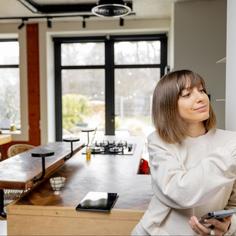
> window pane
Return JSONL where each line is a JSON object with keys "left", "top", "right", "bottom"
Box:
{"left": 0, "top": 41, "right": 19, "bottom": 65}
{"left": 0, "top": 68, "right": 20, "bottom": 129}
{"left": 62, "top": 69, "right": 105, "bottom": 136}
{"left": 115, "top": 41, "right": 160, "bottom": 65}
{"left": 61, "top": 42, "right": 105, "bottom": 66}
{"left": 115, "top": 68, "right": 159, "bottom": 136}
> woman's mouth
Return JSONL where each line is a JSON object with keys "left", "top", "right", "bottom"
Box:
{"left": 193, "top": 105, "right": 208, "bottom": 112}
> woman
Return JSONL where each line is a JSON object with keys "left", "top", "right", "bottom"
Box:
{"left": 132, "top": 70, "right": 236, "bottom": 235}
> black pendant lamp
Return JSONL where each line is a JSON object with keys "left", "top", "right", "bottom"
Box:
{"left": 92, "top": 0, "right": 131, "bottom": 18}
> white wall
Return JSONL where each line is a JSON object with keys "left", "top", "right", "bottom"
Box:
{"left": 173, "top": 0, "right": 226, "bottom": 129}
{"left": 226, "top": 0, "right": 236, "bottom": 131}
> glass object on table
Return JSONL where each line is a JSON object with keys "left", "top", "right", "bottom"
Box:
{"left": 86, "top": 146, "right": 91, "bottom": 162}
{"left": 50, "top": 177, "right": 66, "bottom": 195}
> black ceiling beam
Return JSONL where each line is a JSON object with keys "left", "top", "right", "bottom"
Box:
{"left": 0, "top": 11, "right": 135, "bottom": 21}
{"left": 36, "top": 4, "right": 95, "bottom": 13}
{"left": 18, "top": 0, "right": 132, "bottom": 14}
{"left": 26, "top": 2, "right": 97, "bottom": 14}
{"left": 0, "top": 15, "right": 91, "bottom": 20}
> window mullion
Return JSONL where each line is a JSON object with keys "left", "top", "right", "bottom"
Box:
{"left": 0, "top": 65, "right": 19, "bottom": 68}
{"left": 54, "top": 41, "right": 63, "bottom": 141}
{"left": 160, "top": 37, "right": 168, "bottom": 76}
{"left": 114, "top": 64, "right": 161, "bottom": 69}
{"left": 105, "top": 38, "right": 115, "bottom": 135}
{"left": 61, "top": 65, "right": 104, "bottom": 70}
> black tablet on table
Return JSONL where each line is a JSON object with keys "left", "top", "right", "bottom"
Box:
{"left": 76, "top": 191, "right": 119, "bottom": 212}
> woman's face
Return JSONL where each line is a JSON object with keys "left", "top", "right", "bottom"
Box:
{"left": 178, "top": 83, "right": 210, "bottom": 124}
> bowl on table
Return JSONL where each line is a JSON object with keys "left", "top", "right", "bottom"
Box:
{"left": 49, "top": 176, "right": 66, "bottom": 195}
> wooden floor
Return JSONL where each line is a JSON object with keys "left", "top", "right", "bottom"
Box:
{"left": 0, "top": 220, "right": 7, "bottom": 235}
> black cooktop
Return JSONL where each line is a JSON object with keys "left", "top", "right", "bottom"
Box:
{"left": 86, "top": 140, "right": 135, "bottom": 155}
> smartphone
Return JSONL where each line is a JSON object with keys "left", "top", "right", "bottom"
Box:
{"left": 199, "top": 209, "right": 236, "bottom": 224}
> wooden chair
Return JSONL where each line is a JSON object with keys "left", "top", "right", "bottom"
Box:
{"left": 7, "top": 144, "right": 35, "bottom": 158}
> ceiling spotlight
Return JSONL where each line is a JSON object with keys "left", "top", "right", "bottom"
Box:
{"left": 18, "top": 18, "right": 28, "bottom": 30}
{"left": 82, "top": 17, "right": 86, "bottom": 28}
{"left": 92, "top": 0, "right": 131, "bottom": 18}
{"left": 119, "top": 17, "right": 124, "bottom": 26}
{"left": 47, "top": 17, "right": 52, "bottom": 28}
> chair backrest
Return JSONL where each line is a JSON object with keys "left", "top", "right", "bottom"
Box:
{"left": 7, "top": 144, "right": 35, "bottom": 158}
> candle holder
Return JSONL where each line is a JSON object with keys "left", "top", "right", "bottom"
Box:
{"left": 81, "top": 128, "right": 96, "bottom": 146}
{"left": 31, "top": 149, "right": 54, "bottom": 183}
{"left": 63, "top": 137, "right": 80, "bottom": 159}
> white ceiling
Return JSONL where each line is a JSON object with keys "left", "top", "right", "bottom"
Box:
{"left": 0, "top": 0, "right": 175, "bottom": 23}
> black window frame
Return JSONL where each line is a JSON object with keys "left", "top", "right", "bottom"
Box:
{"left": 54, "top": 34, "right": 167, "bottom": 141}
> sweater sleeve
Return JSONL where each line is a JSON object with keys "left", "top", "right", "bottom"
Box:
{"left": 225, "top": 181, "right": 236, "bottom": 235}
{"left": 148, "top": 135, "right": 236, "bottom": 209}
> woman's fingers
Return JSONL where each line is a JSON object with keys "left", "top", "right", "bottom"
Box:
{"left": 189, "top": 215, "right": 232, "bottom": 236}
{"left": 189, "top": 219, "right": 201, "bottom": 234}
{"left": 189, "top": 216, "right": 211, "bottom": 235}
{"left": 205, "top": 216, "right": 231, "bottom": 234}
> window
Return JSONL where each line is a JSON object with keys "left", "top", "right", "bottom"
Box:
{"left": 54, "top": 35, "right": 167, "bottom": 140}
{"left": 0, "top": 39, "right": 20, "bottom": 131}
{"left": 114, "top": 39, "right": 163, "bottom": 137}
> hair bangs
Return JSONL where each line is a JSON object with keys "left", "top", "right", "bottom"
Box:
{"left": 176, "top": 71, "right": 206, "bottom": 95}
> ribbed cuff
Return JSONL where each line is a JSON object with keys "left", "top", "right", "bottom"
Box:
{"left": 226, "top": 215, "right": 236, "bottom": 235}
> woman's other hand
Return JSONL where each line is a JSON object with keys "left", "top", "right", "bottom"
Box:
{"left": 189, "top": 215, "right": 231, "bottom": 235}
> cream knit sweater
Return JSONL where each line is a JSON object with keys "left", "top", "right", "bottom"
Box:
{"left": 140, "top": 129, "right": 236, "bottom": 235}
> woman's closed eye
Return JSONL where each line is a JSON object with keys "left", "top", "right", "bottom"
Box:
{"left": 181, "top": 92, "right": 191, "bottom": 98}
{"left": 180, "top": 87, "right": 206, "bottom": 98}
{"left": 180, "top": 89, "right": 191, "bottom": 97}
{"left": 199, "top": 88, "right": 206, "bottom": 93}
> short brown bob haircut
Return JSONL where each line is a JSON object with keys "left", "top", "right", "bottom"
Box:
{"left": 152, "top": 69, "right": 216, "bottom": 144}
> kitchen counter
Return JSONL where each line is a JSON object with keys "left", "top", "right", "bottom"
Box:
{"left": 7, "top": 136, "right": 152, "bottom": 235}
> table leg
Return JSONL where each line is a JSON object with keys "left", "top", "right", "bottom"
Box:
{"left": 0, "top": 189, "right": 6, "bottom": 218}
{"left": 70, "top": 141, "right": 73, "bottom": 157}
{"left": 87, "top": 132, "right": 89, "bottom": 146}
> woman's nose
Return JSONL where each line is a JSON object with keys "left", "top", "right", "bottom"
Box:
{"left": 194, "top": 90, "right": 205, "bottom": 102}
